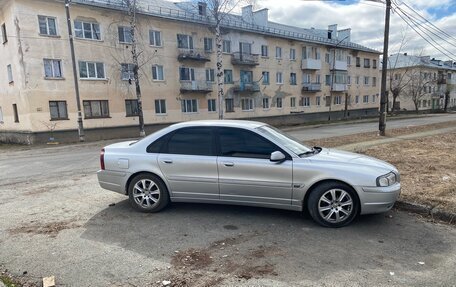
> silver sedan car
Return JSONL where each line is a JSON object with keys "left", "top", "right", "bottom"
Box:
{"left": 97, "top": 120, "right": 401, "bottom": 227}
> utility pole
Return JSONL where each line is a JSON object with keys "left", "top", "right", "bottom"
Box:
{"left": 65, "top": 0, "right": 84, "bottom": 142}
{"left": 379, "top": 0, "right": 391, "bottom": 136}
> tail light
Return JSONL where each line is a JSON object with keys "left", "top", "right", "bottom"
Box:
{"left": 100, "top": 148, "right": 105, "bottom": 170}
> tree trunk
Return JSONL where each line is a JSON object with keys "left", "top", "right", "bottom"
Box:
{"left": 129, "top": 0, "right": 145, "bottom": 137}
{"left": 444, "top": 91, "right": 450, "bottom": 112}
{"left": 391, "top": 92, "right": 398, "bottom": 114}
{"left": 215, "top": 19, "right": 224, "bottom": 120}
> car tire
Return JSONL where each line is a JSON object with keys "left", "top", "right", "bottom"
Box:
{"left": 307, "top": 182, "right": 359, "bottom": 228}
{"left": 128, "top": 173, "right": 169, "bottom": 213}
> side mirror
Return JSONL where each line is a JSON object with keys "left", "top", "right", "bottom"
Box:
{"left": 270, "top": 151, "right": 286, "bottom": 162}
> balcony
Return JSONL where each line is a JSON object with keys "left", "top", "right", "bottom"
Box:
{"left": 233, "top": 82, "right": 260, "bottom": 93}
{"left": 301, "top": 58, "right": 321, "bottom": 70}
{"left": 330, "top": 60, "right": 348, "bottom": 71}
{"left": 302, "top": 83, "right": 321, "bottom": 92}
{"left": 332, "top": 83, "right": 348, "bottom": 91}
{"left": 437, "top": 78, "right": 447, "bottom": 85}
{"left": 231, "top": 52, "right": 259, "bottom": 66}
{"left": 177, "top": 48, "right": 211, "bottom": 62}
{"left": 180, "top": 81, "right": 213, "bottom": 93}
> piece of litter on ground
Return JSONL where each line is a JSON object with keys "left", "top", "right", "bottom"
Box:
{"left": 43, "top": 276, "right": 56, "bottom": 287}
{"left": 389, "top": 272, "right": 395, "bottom": 276}
{"left": 162, "top": 280, "right": 171, "bottom": 286}
{"left": 222, "top": 255, "right": 228, "bottom": 258}
{"left": 174, "top": 250, "right": 179, "bottom": 253}
{"left": 108, "top": 203, "right": 116, "bottom": 207}
{"left": 418, "top": 261, "right": 425, "bottom": 265}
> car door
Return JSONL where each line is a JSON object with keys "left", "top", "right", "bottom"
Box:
{"left": 157, "top": 127, "right": 219, "bottom": 200}
{"left": 216, "top": 127, "right": 293, "bottom": 207}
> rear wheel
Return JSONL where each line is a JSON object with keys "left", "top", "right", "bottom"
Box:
{"left": 128, "top": 173, "right": 169, "bottom": 213}
{"left": 307, "top": 182, "right": 359, "bottom": 227}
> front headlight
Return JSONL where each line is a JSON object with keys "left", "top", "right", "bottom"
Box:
{"left": 376, "top": 172, "right": 398, "bottom": 187}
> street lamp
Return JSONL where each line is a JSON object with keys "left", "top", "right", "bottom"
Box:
{"left": 328, "top": 35, "right": 350, "bottom": 121}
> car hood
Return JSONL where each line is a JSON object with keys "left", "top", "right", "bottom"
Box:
{"left": 308, "top": 148, "right": 396, "bottom": 172}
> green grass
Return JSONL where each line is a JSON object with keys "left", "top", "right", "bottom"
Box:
{"left": 0, "top": 274, "right": 20, "bottom": 287}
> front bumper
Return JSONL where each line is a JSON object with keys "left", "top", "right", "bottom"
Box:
{"left": 356, "top": 183, "right": 401, "bottom": 215}
{"left": 97, "top": 170, "right": 129, "bottom": 195}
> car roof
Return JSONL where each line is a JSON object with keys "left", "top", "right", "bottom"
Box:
{"left": 169, "top": 120, "right": 267, "bottom": 129}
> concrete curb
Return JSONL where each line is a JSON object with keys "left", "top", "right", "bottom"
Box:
{"left": 395, "top": 200, "right": 456, "bottom": 224}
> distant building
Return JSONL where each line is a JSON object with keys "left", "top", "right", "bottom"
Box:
{"left": 386, "top": 53, "right": 456, "bottom": 112}
{"left": 0, "top": 0, "right": 381, "bottom": 143}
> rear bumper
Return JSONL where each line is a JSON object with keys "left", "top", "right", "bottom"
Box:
{"left": 356, "top": 183, "right": 401, "bottom": 215}
{"left": 97, "top": 170, "right": 129, "bottom": 195}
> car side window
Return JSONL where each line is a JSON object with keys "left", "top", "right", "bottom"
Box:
{"left": 164, "top": 127, "right": 214, "bottom": 156}
{"left": 218, "top": 127, "right": 278, "bottom": 159}
{"left": 146, "top": 134, "right": 169, "bottom": 153}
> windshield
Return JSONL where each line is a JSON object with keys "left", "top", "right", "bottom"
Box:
{"left": 256, "top": 125, "right": 312, "bottom": 156}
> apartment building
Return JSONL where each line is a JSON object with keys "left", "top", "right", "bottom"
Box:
{"left": 386, "top": 53, "right": 456, "bottom": 112}
{"left": 0, "top": 0, "right": 381, "bottom": 143}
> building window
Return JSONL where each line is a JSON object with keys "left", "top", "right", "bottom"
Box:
{"left": 224, "top": 69, "right": 233, "bottom": 84}
{"left": 222, "top": 40, "right": 231, "bottom": 53}
{"left": 241, "top": 98, "right": 254, "bottom": 111}
{"left": 261, "top": 45, "right": 268, "bottom": 57}
{"left": 302, "top": 96, "right": 311, "bottom": 107}
{"left": 12, "top": 104, "right": 19, "bottom": 123}
{"left": 79, "top": 61, "right": 105, "bottom": 79}
{"left": 74, "top": 21, "right": 100, "bottom": 40}
{"left": 364, "top": 58, "right": 370, "bottom": 68}
{"left": 206, "top": 68, "right": 215, "bottom": 82}
{"left": 275, "top": 46, "right": 282, "bottom": 59}
{"left": 364, "top": 76, "right": 369, "bottom": 85}
{"left": 181, "top": 99, "right": 198, "bottom": 113}
{"left": 155, "top": 99, "right": 167, "bottom": 114}
{"left": 204, "top": 37, "right": 213, "bottom": 52}
{"left": 325, "top": 75, "right": 331, "bottom": 86}
{"left": 325, "top": 53, "right": 330, "bottom": 63}
{"left": 356, "top": 57, "right": 360, "bottom": 67}
{"left": 225, "top": 98, "right": 234, "bottom": 112}
{"left": 262, "top": 97, "right": 269, "bottom": 109}
{"left": 118, "top": 26, "right": 132, "bottom": 43}
{"left": 372, "top": 94, "right": 376, "bottom": 103}
{"left": 7, "top": 64, "right": 13, "bottom": 83}
{"left": 177, "top": 34, "right": 193, "bottom": 49}
{"left": 125, "top": 100, "right": 139, "bottom": 116}
{"left": 276, "top": 97, "right": 283, "bottom": 108}
{"left": 290, "top": 48, "right": 296, "bottom": 60}
{"left": 276, "top": 72, "right": 283, "bottom": 84}
{"left": 347, "top": 56, "right": 351, "bottom": 66}
{"left": 208, "top": 99, "right": 216, "bottom": 112}
{"left": 147, "top": 30, "right": 162, "bottom": 46}
{"left": 38, "top": 16, "right": 57, "bottom": 36}
{"left": 1, "top": 23, "right": 7, "bottom": 43}
{"left": 121, "top": 63, "right": 135, "bottom": 80}
{"left": 0, "top": 106, "right": 3, "bottom": 123}
{"left": 83, "top": 100, "right": 109, "bottom": 118}
{"left": 302, "top": 74, "right": 311, "bottom": 84}
{"left": 290, "top": 97, "right": 296, "bottom": 108}
{"left": 355, "top": 95, "right": 359, "bottom": 104}
{"left": 334, "top": 95, "right": 341, "bottom": 105}
{"left": 347, "top": 75, "right": 351, "bottom": 85}
{"left": 262, "top": 71, "right": 269, "bottom": 84}
{"left": 49, "top": 101, "right": 68, "bottom": 120}
{"left": 363, "top": 95, "right": 369, "bottom": 103}
{"left": 44, "top": 59, "right": 62, "bottom": 78}
{"left": 179, "top": 67, "right": 195, "bottom": 81}
{"left": 151, "top": 65, "right": 164, "bottom": 81}
{"left": 372, "top": 77, "right": 377, "bottom": 87}
{"left": 290, "top": 73, "right": 297, "bottom": 85}
{"left": 316, "top": 96, "right": 321, "bottom": 106}
{"left": 356, "top": 76, "right": 360, "bottom": 85}
{"left": 373, "top": 59, "right": 377, "bottom": 69}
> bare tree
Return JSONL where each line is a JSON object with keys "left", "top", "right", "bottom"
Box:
{"left": 444, "top": 81, "right": 454, "bottom": 112}
{"left": 402, "top": 66, "right": 435, "bottom": 112}
{"left": 201, "top": 0, "right": 254, "bottom": 119}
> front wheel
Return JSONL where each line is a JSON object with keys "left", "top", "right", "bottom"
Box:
{"left": 128, "top": 173, "right": 169, "bottom": 213}
{"left": 307, "top": 182, "right": 359, "bottom": 227}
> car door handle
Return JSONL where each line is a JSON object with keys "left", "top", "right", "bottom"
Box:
{"left": 223, "top": 162, "right": 234, "bottom": 167}
{"left": 162, "top": 159, "right": 173, "bottom": 164}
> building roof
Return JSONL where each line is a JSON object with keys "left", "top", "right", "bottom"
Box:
{"left": 72, "top": 0, "right": 381, "bottom": 54}
{"left": 387, "top": 53, "right": 456, "bottom": 71}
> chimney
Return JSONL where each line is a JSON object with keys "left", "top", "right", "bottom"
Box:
{"left": 197, "top": 2, "right": 207, "bottom": 16}
{"left": 253, "top": 8, "right": 268, "bottom": 27}
{"left": 242, "top": 5, "right": 253, "bottom": 24}
{"left": 337, "top": 28, "right": 351, "bottom": 42}
{"left": 328, "top": 24, "right": 338, "bottom": 39}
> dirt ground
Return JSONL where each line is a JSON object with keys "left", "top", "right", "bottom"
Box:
{"left": 304, "top": 120, "right": 456, "bottom": 148}
{"left": 361, "top": 132, "right": 456, "bottom": 215}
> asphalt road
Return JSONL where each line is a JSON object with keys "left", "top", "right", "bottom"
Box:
{"left": 0, "top": 113, "right": 455, "bottom": 286}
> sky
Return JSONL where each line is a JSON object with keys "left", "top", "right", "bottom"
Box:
{"left": 253, "top": 0, "right": 456, "bottom": 61}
